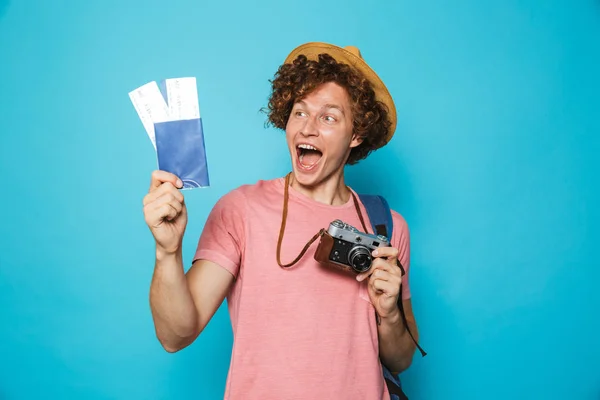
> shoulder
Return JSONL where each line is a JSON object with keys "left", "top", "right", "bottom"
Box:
{"left": 235, "top": 176, "right": 282, "bottom": 197}
{"left": 387, "top": 207, "right": 410, "bottom": 251}
{"left": 213, "top": 177, "right": 282, "bottom": 210}
{"left": 203, "top": 178, "right": 280, "bottom": 234}
{"left": 389, "top": 208, "right": 411, "bottom": 270}
{"left": 390, "top": 209, "right": 409, "bottom": 235}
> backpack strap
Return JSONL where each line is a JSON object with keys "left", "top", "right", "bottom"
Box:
{"left": 358, "top": 194, "right": 394, "bottom": 239}
{"left": 358, "top": 193, "right": 427, "bottom": 357}
{"left": 357, "top": 194, "right": 427, "bottom": 398}
{"left": 359, "top": 194, "right": 406, "bottom": 277}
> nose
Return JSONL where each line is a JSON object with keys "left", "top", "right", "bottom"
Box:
{"left": 300, "top": 115, "right": 319, "bottom": 137}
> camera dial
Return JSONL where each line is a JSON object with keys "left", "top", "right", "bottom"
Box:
{"left": 331, "top": 220, "right": 344, "bottom": 228}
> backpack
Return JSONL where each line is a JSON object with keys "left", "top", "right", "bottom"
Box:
{"left": 358, "top": 194, "right": 427, "bottom": 400}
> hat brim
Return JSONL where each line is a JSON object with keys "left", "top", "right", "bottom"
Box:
{"left": 284, "top": 42, "right": 397, "bottom": 146}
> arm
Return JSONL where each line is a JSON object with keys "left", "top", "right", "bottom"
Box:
{"left": 149, "top": 250, "right": 234, "bottom": 353}
{"left": 142, "top": 170, "right": 238, "bottom": 353}
{"left": 357, "top": 254, "right": 420, "bottom": 374}
{"left": 356, "top": 220, "right": 419, "bottom": 375}
{"left": 377, "top": 299, "right": 419, "bottom": 374}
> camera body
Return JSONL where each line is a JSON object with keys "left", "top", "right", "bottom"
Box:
{"left": 314, "top": 219, "right": 390, "bottom": 273}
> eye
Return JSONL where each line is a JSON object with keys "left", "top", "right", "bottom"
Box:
{"left": 295, "top": 111, "right": 307, "bottom": 117}
{"left": 322, "top": 115, "right": 336, "bottom": 123}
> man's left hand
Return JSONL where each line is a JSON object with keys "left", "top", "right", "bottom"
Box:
{"left": 356, "top": 246, "right": 402, "bottom": 319}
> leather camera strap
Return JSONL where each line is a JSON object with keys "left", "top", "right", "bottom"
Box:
{"left": 276, "top": 173, "right": 324, "bottom": 268}
{"left": 276, "top": 172, "right": 427, "bottom": 358}
{"left": 277, "top": 172, "right": 370, "bottom": 268}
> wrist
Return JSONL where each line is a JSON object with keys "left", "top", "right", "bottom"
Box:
{"left": 379, "top": 305, "right": 402, "bottom": 326}
{"left": 155, "top": 245, "right": 183, "bottom": 263}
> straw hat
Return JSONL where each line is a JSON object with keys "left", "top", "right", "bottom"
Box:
{"left": 284, "top": 42, "right": 397, "bottom": 146}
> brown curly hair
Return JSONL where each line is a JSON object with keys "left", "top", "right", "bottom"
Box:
{"left": 264, "top": 53, "right": 392, "bottom": 165}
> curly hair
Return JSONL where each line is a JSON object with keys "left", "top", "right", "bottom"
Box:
{"left": 264, "top": 53, "right": 392, "bottom": 165}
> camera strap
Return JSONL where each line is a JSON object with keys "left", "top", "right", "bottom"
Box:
{"left": 275, "top": 173, "right": 426, "bottom": 354}
{"left": 275, "top": 172, "right": 426, "bottom": 400}
{"left": 276, "top": 172, "right": 371, "bottom": 268}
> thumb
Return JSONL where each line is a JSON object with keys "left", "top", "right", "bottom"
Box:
{"left": 356, "top": 271, "right": 369, "bottom": 282}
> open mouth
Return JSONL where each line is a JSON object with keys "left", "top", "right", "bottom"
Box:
{"left": 296, "top": 143, "right": 323, "bottom": 170}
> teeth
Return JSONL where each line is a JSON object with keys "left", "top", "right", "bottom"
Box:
{"left": 298, "top": 144, "right": 318, "bottom": 151}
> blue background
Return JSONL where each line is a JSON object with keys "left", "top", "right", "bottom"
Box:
{"left": 0, "top": 0, "right": 598, "bottom": 399}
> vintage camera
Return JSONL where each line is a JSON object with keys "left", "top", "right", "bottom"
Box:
{"left": 314, "top": 219, "right": 390, "bottom": 273}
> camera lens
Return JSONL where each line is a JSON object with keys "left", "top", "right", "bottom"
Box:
{"left": 348, "top": 246, "right": 372, "bottom": 273}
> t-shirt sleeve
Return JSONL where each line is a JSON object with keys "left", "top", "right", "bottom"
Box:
{"left": 192, "top": 189, "right": 246, "bottom": 278}
{"left": 392, "top": 211, "right": 411, "bottom": 300}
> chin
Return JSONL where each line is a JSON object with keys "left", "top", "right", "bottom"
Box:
{"left": 292, "top": 163, "right": 321, "bottom": 186}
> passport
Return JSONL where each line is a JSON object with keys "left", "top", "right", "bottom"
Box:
{"left": 129, "top": 77, "right": 210, "bottom": 189}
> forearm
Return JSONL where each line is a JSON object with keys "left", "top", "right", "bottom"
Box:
{"left": 377, "top": 307, "right": 417, "bottom": 374}
{"left": 149, "top": 248, "right": 199, "bottom": 352}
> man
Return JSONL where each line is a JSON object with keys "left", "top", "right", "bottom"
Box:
{"left": 143, "top": 42, "right": 420, "bottom": 399}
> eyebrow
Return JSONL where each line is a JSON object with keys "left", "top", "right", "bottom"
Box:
{"left": 324, "top": 104, "right": 345, "bottom": 115}
{"left": 296, "top": 100, "right": 346, "bottom": 115}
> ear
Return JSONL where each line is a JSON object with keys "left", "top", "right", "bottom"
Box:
{"left": 350, "top": 133, "right": 364, "bottom": 148}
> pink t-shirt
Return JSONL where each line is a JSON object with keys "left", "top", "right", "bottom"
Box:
{"left": 193, "top": 177, "right": 411, "bottom": 400}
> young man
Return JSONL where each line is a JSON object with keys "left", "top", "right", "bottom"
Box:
{"left": 143, "top": 42, "right": 420, "bottom": 399}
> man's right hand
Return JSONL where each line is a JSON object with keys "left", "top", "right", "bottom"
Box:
{"left": 144, "top": 170, "right": 235, "bottom": 352}
{"left": 143, "top": 170, "right": 187, "bottom": 255}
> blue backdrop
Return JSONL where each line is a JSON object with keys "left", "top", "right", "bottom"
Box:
{"left": 0, "top": 0, "right": 598, "bottom": 399}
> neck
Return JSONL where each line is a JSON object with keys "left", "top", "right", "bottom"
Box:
{"left": 289, "top": 170, "right": 351, "bottom": 206}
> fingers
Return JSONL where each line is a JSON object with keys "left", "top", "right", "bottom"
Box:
{"left": 156, "top": 203, "right": 180, "bottom": 222}
{"left": 356, "top": 257, "right": 401, "bottom": 282}
{"left": 354, "top": 246, "right": 400, "bottom": 281}
{"left": 372, "top": 246, "right": 399, "bottom": 260}
{"left": 154, "top": 191, "right": 183, "bottom": 215}
{"left": 143, "top": 170, "right": 186, "bottom": 228}
{"left": 144, "top": 191, "right": 184, "bottom": 226}
{"left": 149, "top": 170, "right": 183, "bottom": 191}
{"left": 145, "top": 200, "right": 181, "bottom": 226}
{"left": 371, "top": 278, "right": 398, "bottom": 297}
{"left": 143, "top": 180, "right": 184, "bottom": 207}
{"left": 369, "top": 266, "right": 399, "bottom": 284}
{"left": 368, "top": 267, "right": 402, "bottom": 296}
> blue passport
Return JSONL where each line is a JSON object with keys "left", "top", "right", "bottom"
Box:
{"left": 129, "top": 77, "right": 210, "bottom": 189}
{"left": 154, "top": 118, "right": 210, "bottom": 189}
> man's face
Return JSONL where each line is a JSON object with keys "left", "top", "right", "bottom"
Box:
{"left": 285, "top": 81, "right": 362, "bottom": 187}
